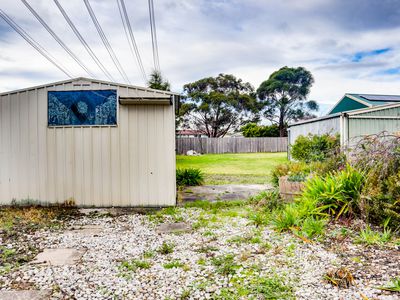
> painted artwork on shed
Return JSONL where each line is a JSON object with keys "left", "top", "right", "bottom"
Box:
{"left": 48, "top": 90, "right": 117, "bottom": 126}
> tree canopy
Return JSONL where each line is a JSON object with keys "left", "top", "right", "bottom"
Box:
{"left": 147, "top": 70, "right": 171, "bottom": 91}
{"left": 257, "top": 66, "right": 318, "bottom": 137}
{"left": 182, "top": 74, "right": 261, "bottom": 137}
{"left": 240, "top": 123, "right": 281, "bottom": 137}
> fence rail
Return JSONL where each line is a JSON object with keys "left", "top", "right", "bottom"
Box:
{"left": 176, "top": 137, "right": 288, "bottom": 154}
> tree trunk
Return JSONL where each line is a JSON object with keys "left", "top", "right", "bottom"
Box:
{"left": 279, "top": 114, "right": 285, "bottom": 137}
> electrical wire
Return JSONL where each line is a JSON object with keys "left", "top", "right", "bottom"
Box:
{"left": 53, "top": 0, "right": 115, "bottom": 82}
{"left": 83, "top": 0, "right": 131, "bottom": 84}
{"left": 20, "top": 0, "right": 95, "bottom": 78}
{"left": 0, "top": 9, "right": 73, "bottom": 78}
{"left": 148, "top": 0, "right": 160, "bottom": 72}
{"left": 116, "top": 0, "right": 147, "bottom": 84}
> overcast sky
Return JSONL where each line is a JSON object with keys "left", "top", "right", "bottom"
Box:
{"left": 1, "top": 0, "right": 400, "bottom": 111}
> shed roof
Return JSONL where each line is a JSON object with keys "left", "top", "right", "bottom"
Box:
{"left": 289, "top": 102, "right": 400, "bottom": 128}
{"left": 328, "top": 93, "right": 400, "bottom": 115}
{"left": 347, "top": 93, "right": 400, "bottom": 106}
{"left": 0, "top": 77, "right": 180, "bottom": 97}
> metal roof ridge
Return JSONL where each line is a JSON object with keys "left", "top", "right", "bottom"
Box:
{"left": 0, "top": 77, "right": 180, "bottom": 96}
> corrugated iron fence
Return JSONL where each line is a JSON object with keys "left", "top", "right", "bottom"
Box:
{"left": 176, "top": 137, "right": 288, "bottom": 154}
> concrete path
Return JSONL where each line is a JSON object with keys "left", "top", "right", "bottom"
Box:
{"left": 180, "top": 184, "right": 271, "bottom": 202}
{"left": 156, "top": 222, "right": 191, "bottom": 234}
{"left": 31, "top": 248, "right": 86, "bottom": 266}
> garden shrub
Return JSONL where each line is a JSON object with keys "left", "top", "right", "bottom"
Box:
{"left": 241, "top": 123, "right": 281, "bottom": 137}
{"left": 300, "top": 165, "right": 364, "bottom": 218}
{"left": 300, "top": 216, "right": 327, "bottom": 239}
{"left": 271, "top": 162, "right": 311, "bottom": 186}
{"left": 248, "top": 190, "right": 282, "bottom": 211}
{"left": 271, "top": 165, "right": 363, "bottom": 237}
{"left": 271, "top": 204, "right": 303, "bottom": 232}
{"left": 176, "top": 168, "right": 204, "bottom": 186}
{"left": 351, "top": 133, "right": 400, "bottom": 229}
{"left": 291, "top": 133, "right": 340, "bottom": 163}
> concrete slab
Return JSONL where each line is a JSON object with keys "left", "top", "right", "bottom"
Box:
{"left": 0, "top": 290, "right": 51, "bottom": 300}
{"left": 157, "top": 222, "right": 191, "bottom": 234}
{"left": 31, "top": 248, "right": 86, "bottom": 266}
{"left": 64, "top": 225, "right": 104, "bottom": 236}
{"left": 180, "top": 184, "right": 270, "bottom": 202}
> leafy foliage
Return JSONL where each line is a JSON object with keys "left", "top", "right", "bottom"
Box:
{"left": 176, "top": 168, "right": 204, "bottom": 186}
{"left": 271, "top": 162, "right": 310, "bottom": 186}
{"left": 291, "top": 133, "right": 340, "bottom": 163}
{"left": 300, "top": 165, "right": 364, "bottom": 218}
{"left": 163, "top": 259, "right": 185, "bottom": 269}
{"left": 118, "top": 259, "right": 152, "bottom": 272}
{"left": 157, "top": 242, "right": 174, "bottom": 255}
{"left": 257, "top": 66, "right": 317, "bottom": 137}
{"left": 351, "top": 133, "right": 400, "bottom": 229}
{"left": 378, "top": 277, "right": 400, "bottom": 292}
{"left": 240, "top": 123, "right": 281, "bottom": 137}
{"left": 352, "top": 133, "right": 400, "bottom": 189}
{"left": 183, "top": 74, "right": 261, "bottom": 137}
{"left": 355, "top": 225, "right": 392, "bottom": 245}
{"left": 300, "top": 216, "right": 327, "bottom": 238}
{"left": 147, "top": 70, "right": 170, "bottom": 91}
{"left": 211, "top": 254, "right": 240, "bottom": 275}
{"left": 271, "top": 204, "right": 303, "bottom": 232}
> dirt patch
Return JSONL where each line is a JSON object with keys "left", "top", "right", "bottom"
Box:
{"left": 0, "top": 207, "right": 80, "bottom": 274}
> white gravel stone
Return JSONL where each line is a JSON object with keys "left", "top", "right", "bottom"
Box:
{"left": 0, "top": 208, "right": 398, "bottom": 299}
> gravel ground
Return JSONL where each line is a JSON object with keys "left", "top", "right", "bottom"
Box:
{"left": 0, "top": 208, "right": 399, "bottom": 300}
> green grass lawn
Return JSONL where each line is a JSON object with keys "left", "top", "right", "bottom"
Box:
{"left": 176, "top": 152, "right": 287, "bottom": 185}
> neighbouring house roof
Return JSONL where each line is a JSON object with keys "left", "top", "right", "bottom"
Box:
{"left": 328, "top": 93, "right": 400, "bottom": 115}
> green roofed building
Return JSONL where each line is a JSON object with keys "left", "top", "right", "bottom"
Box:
{"left": 329, "top": 93, "right": 400, "bottom": 115}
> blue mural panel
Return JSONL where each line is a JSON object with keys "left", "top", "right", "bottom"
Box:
{"left": 48, "top": 90, "right": 117, "bottom": 126}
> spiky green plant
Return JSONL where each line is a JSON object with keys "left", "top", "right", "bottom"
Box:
{"left": 176, "top": 168, "right": 204, "bottom": 186}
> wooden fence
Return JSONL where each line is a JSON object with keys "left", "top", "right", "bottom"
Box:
{"left": 176, "top": 137, "right": 288, "bottom": 154}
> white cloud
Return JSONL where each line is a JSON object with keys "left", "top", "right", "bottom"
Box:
{"left": 0, "top": 0, "right": 400, "bottom": 109}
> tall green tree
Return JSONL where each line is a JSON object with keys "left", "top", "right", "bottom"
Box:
{"left": 257, "top": 66, "right": 318, "bottom": 137}
{"left": 183, "top": 74, "right": 261, "bottom": 137}
{"left": 147, "top": 70, "right": 171, "bottom": 91}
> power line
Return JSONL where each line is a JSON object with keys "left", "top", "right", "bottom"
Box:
{"left": 148, "top": 0, "right": 160, "bottom": 72}
{"left": 20, "top": 0, "right": 95, "bottom": 78}
{"left": 53, "top": 0, "right": 115, "bottom": 82}
{"left": 83, "top": 0, "right": 131, "bottom": 84}
{"left": 116, "top": 0, "right": 147, "bottom": 84}
{"left": 0, "top": 9, "right": 73, "bottom": 78}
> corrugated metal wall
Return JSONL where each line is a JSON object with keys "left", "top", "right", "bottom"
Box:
{"left": 0, "top": 79, "right": 176, "bottom": 206}
{"left": 288, "top": 116, "right": 340, "bottom": 145}
{"left": 348, "top": 106, "right": 400, "bottom": 144}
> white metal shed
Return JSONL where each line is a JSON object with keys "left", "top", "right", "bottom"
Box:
{"left": 0, "top": 77, "right": 178, "bottom": 207}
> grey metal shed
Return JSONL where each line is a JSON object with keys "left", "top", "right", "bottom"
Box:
{"left": 0, "top": 77, "right": 178, "bottom": 207}
{"left": 288, "top": 103, "right": 400, "bottom": 158}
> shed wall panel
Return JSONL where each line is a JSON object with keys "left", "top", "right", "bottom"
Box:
{"left": 348, "top": 118, "right": 400, "bottom": 141}
{"left": 0, "top": 80, "right": 176, "bottom": 206}
{"left": 288, "top": 117, "right": 340, "bottom": 145}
